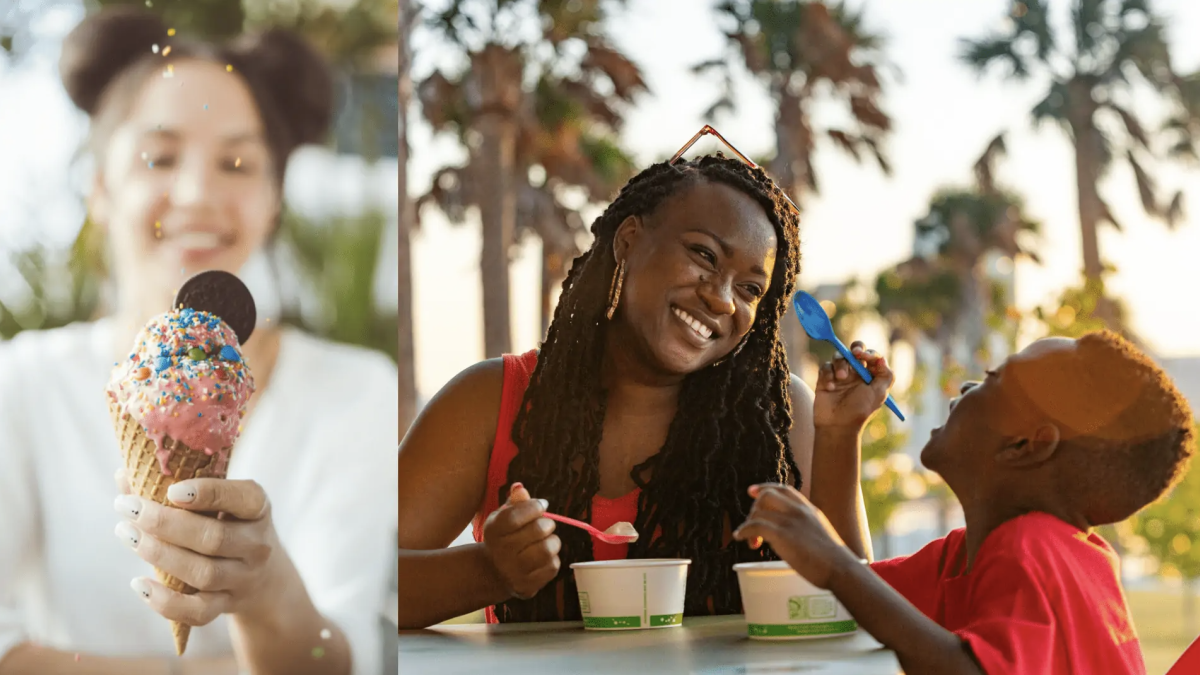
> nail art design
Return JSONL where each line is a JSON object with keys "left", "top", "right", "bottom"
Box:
{"left": 130, "top": 577, "right": 152, "bottom": 601}
{"left": 113, "top": 495, "right": 142, "bottom": 519}
{"left": 166, "top": 483, "right": 196, "bottom": 503}
{"left": 115, "top": 521, "right": 140, "bottom": 548}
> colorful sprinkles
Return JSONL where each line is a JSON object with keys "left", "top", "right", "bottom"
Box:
{"left": 107, "top": 306, "right": 255, "bottom": 476}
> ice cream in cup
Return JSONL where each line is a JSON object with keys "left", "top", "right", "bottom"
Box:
{"left": 570, "top": 559, "right": 690, "bottom": 630}
{"left": 733, "top": 560, "right": 863, "bottom": 640}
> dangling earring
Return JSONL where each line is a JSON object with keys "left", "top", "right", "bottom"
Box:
{"left": 606, "top": 259, "right": 626, "bottom": 320}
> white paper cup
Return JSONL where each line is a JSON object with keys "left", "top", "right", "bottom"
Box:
{"left": 570, "top": 559, "right": 691, "bottom": 630}
{"left": 733, "top": 561, "right": 860, "bottom": 640}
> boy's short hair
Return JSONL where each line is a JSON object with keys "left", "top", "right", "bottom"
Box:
{"left": 1049, "top": 331, "right": 1195, "bottom": 525}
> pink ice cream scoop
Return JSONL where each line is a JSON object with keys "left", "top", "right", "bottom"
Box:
{"left": 106, "top": 307, "right": 255, "bottom": 476}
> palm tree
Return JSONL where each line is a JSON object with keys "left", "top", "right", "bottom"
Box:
{"left": 418, "top": 0, "right": 642, "bottom": 354}
{"left": 961, "top": 0, "right": 1191, "bottom": 328}
{"left": 398, "top": 0, "right": 417, "bottom": 436}
{"left": 698, "top": 0, "right": 893, "bottom": 376}
{"left": 878, "top": 187, "right": 1039, "bottom": 382}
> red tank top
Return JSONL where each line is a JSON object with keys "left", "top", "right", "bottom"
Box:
{"left": 472, "top": 349, "right": 640, "bottom": 623}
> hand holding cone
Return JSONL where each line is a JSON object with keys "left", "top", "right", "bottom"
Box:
{"left": 106, "top": 272, "right": 256, "bottom": 655}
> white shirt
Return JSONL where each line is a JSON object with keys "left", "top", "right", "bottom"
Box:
{"left": 0, "top": 320, "right": 397, "bottom": 675}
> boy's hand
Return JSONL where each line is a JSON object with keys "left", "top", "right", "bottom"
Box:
{"left": 812, "top": 341, "right": 894, "bottom": 430}
{"left": 733, "top": 484, "right": 856, "bottom": 589}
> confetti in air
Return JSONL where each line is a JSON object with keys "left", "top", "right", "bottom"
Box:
{"left": 162, "top": 46, "right": 172, "bottom": 56}
{"left": 163, "top": 64, "right": 174, "bottom": 79}
{"left": 311, "top": 647, "right": 325, "bottom": 659}
{"left": 320, "top": 628, "right": 331, "bottom": 639}
{"left": 234, "top": 157, "right": 242, "bottom": 168}
{"left": 167, "top": 28, "right": 176, "bottom": 36}
{"left": 204, "top": 104, "right": 209, "bottom": 110}
{"left": 226, "top": 64, "right": 233, "bottom": 72}
{"left": 152, "top": 44, "right": 159, "bottom": 54}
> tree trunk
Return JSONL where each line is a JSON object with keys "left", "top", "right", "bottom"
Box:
{"left": 1187, "top": 577, "right": 1199, "bottom": 640}
{"left": 771, "top": 89, "right": 810, "bottom": 379}
{"left": 397, "top": 0, "right": 418, "bottom": 438}
{"left": 957, "top": 263, "right": 988, "bottom": 376}
{"left": 1067, "top": 80, "right": 1113, "bottom": 326}
{"left": 935, "top": 338, "right": 954, "bottom": 536}
{"left": 541, "top": 249, "right": 563, "bottom": 339}
{"left": 471, "top": 46, "right": 522, "bottom": 357}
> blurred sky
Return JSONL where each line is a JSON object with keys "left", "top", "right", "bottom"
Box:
{"left": 406, "top": 0, "right": 1200, "bottom": 399}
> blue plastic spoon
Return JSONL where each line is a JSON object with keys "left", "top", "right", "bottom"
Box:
{"left": 792, "top": 290, "right": 905, "bottom": 422}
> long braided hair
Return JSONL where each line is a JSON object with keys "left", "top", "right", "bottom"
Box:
{"left": 496, "top": 154, "right": 803, "bottom": 622}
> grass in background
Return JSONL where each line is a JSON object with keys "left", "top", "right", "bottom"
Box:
{"left": 1130, "top": 590, "right": 1196, "bottom": 675}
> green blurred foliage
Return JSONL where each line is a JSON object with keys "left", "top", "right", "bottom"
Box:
{"left": 1129, "top": 424, "right": 1200, "bottom": 583}
{"left": 860, "top": 413, "right": 918, "bottom": 535}
{"left": 277, "top": 209, "right": 397, "bottom": 360}
{"left": 1032, "top": 272, "right": 1132, "bottom": 341}
{"left": 0, "top": 212, "right": 398, "bottom": 362}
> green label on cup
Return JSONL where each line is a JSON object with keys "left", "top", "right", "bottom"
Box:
{"left": 788, "top": 595, "right": 837, "bottom": 620}
{"left": 584, "top": 616, "right": 641, "bottom": 629}
{"left": 650, "top": 613, "right": 682, "bottom": 627}
{"left": 748, "top": 620, "right": 857, "bottom": 637}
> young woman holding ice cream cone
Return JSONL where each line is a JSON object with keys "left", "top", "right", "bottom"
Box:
{"left": 0, "top": 8, "right": 395, "bottom": 675}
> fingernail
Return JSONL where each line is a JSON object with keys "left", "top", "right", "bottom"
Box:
{"left": 537, "top": 499, "right": 549, "bottom": 511}
{"left": 130, "top": 577, "right": 152, "bottom": 601}
{"left": 115, "top": 521, "right": 140, "bottom": 548}
{"left": 113, "top": 495, "right": 142, "bottom": 520}
{"left": 512, "top": 482, "right": 524, "bottom": 492}
{"left": 166, "top": 483, "right": 195, "bottom": 503}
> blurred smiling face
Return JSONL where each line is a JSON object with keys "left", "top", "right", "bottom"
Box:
{"left": 90, "top": 58, "right": 278, "bottom": 297}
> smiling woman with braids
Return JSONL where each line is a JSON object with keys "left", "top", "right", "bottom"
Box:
{"left": 398, "top": 150, "right": 893, "bottom": 627}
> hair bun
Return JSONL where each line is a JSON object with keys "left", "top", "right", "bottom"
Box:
{"left": 229, "top": 28, "right": 334, "bottom": 147}
{"left": 60, "top": 7, "right": 168, "bottom": 115}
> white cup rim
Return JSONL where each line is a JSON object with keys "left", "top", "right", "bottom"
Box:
{"left": 733, "top": 559, "right": 868, "bottom": 573}
{"left": 570, "top": 558, "right": 692, "bottom": 569}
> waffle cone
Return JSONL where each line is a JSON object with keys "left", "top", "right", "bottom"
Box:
{"left": 109, "top": 400, "right": 232, "bottom": 656}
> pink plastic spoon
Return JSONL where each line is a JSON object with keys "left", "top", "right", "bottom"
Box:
{"left": 544, "top": 512, "right": 638, "bottom": 545}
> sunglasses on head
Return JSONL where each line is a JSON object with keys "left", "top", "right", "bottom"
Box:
{"left": 668, "top": 125, "right": 800, "bottom": 215}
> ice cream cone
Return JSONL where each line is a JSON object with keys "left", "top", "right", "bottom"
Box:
{"left": 105, "top": 277, "right": 257, "bottom": 657}
{"left": 110, "top": 400, "right": 231, "bottom": 656}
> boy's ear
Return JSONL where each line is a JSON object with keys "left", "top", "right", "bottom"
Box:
{"left": 996, "top": 424, "right": 1061, "bottom": 468}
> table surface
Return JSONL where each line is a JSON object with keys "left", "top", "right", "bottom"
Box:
{"left": 399, "top": 615, "right": 901, "bottom": 674}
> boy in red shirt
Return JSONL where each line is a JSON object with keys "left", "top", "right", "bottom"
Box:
{"left": 735, "top": 331, "right": 1195, "bottom": 675}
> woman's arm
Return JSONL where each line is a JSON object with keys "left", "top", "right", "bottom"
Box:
{"left": 397, "top": 359, "right": 509, "bottom": 629}
{"left": 808, "top": 425, "right": 873, "bottom": 562}
{"left": 787, "top": 368, "right": 874, "bottom": 563}
{"left": 227, "top": 556, "right": 353, "bottom": 675}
